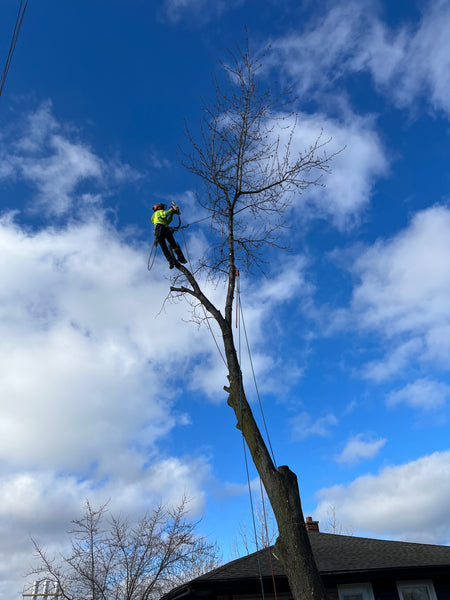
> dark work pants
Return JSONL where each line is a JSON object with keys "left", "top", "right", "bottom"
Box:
{"left": 155, "top": 225, "right": 181, "bottom": 264}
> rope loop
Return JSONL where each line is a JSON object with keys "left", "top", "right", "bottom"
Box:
{"left": 147, "top": 241, "right": 158, "bottom": 271}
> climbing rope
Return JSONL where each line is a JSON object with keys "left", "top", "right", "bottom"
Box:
{"left": 259, "top": 477, "right": 279, "bottom": 600}
{"left": 237, "top": 297, "right": 266, "bottom": 600}
{"left": 155, "top": 221, "right": 276, "bottom": 469}
{"left": 179, "top": 215, "right": 210, "bottom": 230}
{"left": 181, "top": 228, "right": 228, "bottom": 367}
{"left": 147, "top": 213, "right": 209, "bottom": 272}
{"left": 236, "top": 273, "right": 279, "bottom": 599}
{"left": 238, "top": 297, "right": 277, "bottom": 469}
{"left": 146, "top": 213, "right": 182, "bottom": 272}
{"left": 148, "top": 212, "right": 225, "bottom": 274}
{"left": 159, "top": 223, "right": 277, "bottom": 595}
{"left": 147, "top": 241, "right": 158, "bottom": 272}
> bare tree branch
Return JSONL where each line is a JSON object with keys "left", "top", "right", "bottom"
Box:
{"left": 166, "top": 39, "right": 338, "bottom": 600}
{"left": 29, "top": 497, "right": 220, "bottom": 600}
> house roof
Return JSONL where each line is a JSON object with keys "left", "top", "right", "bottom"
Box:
{"left": 162, "top": 532, "right": 450, "bottom": 600}
{"left": 199, "top": 532, "right": 450, "bottom": 579}
{"left": 310, "top": 531, "right": 450, "bottom": 573}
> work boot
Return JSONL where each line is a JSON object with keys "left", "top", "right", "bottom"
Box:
{"left": 175, "top": 248, "right": 187, "bottom": 264}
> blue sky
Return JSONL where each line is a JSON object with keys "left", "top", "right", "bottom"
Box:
{"left": 1, "top": 0, "right": 450, "bottom": 596}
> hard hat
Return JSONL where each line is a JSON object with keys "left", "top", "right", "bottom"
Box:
{"left": 153, "top": 203, "right": 165, "bottom": 211}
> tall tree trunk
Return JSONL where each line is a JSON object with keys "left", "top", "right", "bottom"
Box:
{"left": 223, "top": 324, "right": 326, "bottom": 600}
{"left": 171, "top": 263, "right": 326, "bottom": 600}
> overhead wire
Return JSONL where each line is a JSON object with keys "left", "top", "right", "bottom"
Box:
{"left": 0, "top": 0, "right": 29, "bottom": 97}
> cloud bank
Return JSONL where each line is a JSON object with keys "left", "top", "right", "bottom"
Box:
{"left": 350, "top": 205, "right": 450, "bottom": 380}
{"left": 316, "top": 451, "right": 450, "bottom": 544}
{"left": 271, "top": 0, "right": 450, "bottom": 118}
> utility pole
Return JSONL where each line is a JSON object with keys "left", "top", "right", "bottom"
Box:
{"left": 23, "top": 581, "right": 62, "bottom": 600}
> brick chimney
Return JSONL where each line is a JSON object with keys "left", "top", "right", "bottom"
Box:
{"left": 305, "top": 516, "right": 319, "bottom": 532}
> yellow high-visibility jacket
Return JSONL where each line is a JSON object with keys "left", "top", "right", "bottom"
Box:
{"left": 151, "top": 208, "right": 175, "bottom": 227}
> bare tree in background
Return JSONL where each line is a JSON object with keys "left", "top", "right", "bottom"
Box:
{"left": 231, "top": 491, "right": 278, "bottom": 558}
{"left": 168, "top": 40, "right": 338, "bottom": 600}
{"left": 29, "top": 497, "right": 220, "bottom": 600}
{"left": 323, "top": 505, "right": 354, "bottom": 536}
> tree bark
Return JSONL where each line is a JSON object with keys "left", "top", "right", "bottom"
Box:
{"left": 169, "top": 41, "right": 336, "bottom": 599}
{"left": 222, "top": 325, "right": 326, "bottom": 600}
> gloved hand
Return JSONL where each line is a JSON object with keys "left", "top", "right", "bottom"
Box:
{"left": 171, "top": 201, "right": 180, "bottom": 215}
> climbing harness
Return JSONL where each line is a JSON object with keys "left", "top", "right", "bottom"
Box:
{"left": 147, "top": 205, "right": 182, "bottom": 272}
{"left": 147, "top": 210, "right": 218, "bottom": 272}
{"left": 150, "top": 206, "right": 277, "bottom": 594}
{"left": 149, "top": 199, "right": 277, "bottom": 594}
{"left": 147, "top": 240, "right": 158, "bottom": 271}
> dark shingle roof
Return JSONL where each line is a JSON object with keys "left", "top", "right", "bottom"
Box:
{"left": 194, "top": 532, "right": 450, "bottom": 583}
{"left": 162, "top": 533, "right": 450, "bottom": 600}
{"left": 309, "top": 532, "right": 450, "bottom": 573}
{"left": 198, "top": 532, "right": 450, "bottom": 582}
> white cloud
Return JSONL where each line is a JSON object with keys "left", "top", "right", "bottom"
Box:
{"left": 335, "top": 434, "right": 386, "bottom": 465}
{"left": 0, "top": 102, "right": 140, "bottom": 216}
{"left": 21, "top": 133, "right": 103, "bottom": 215}
{"left": 0, "top": 103, "right": 211, "bottom": 594}
{"left": 350, "top": 205, "right": 450, "bottom": 378}
{"left": 0, "top": 458, "right": 211, "bottom": 599}
{"left": 291, "top": 411, "right": 338, "bottom": 441}
{"left": 387, "top": 378, "right": 450, "bottom": 411}
{"left": 316, "top": 450, "right": 450, "bottom": 544}
{"left": 0, "top": 211, "right": 215, "bottom": 472}
{"left": 0, "top": 210, "right": 218, "bottom": 598}
{"left": 276, "top": 111, "right": 388, "bottom": 230}
{"left": 222, "top": 477, "right": 260, "bottom": 497}
{"left": 160, "top": 0, "right": 244, "bottom": 24}
{"left": 269, "top": 2, "right": 371, "bottom": 98}
{"left": 271, "top": 0, "right": 450, "bottom": 118}
{"left": 251, "top": 254, "right": 313, "bottom": 303}
{"left": 362, "top": 338, "right": 423, "bottom": 382}
{"left": 0, "top": 178, "right": 318, "bottom": 595}
{"left": 0, "top": 459, "right": 209, "bottom": 534}
{"left": 367, "top": 0, "right": 450, "bottom": 116}
{"left": 187, "top": 255, "right": 314, "bottom": 401}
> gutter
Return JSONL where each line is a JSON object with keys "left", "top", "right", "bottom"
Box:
{"left": 161, "top": 584, "right": 192, "bottom": 600}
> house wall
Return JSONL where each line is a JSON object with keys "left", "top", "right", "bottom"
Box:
{"left": 434, "top": 576, "right": 450, "bottom": 600}
{"left": 323, "top": 574, "right": 450, "bottom": 600}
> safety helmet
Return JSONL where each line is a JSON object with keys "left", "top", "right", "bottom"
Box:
{"left": 152, "top": 203, "right": 166, "bottom": 211}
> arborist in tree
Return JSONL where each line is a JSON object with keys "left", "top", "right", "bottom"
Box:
{"left": 151, "top": 201, "right": 188, "bottom": 269}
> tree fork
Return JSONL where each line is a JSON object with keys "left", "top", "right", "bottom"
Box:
{"left": 169, "top": 41, "right": 338, "bottom": 600}
{"left": 172, "top": 266, "right": 326, "bottom": 599}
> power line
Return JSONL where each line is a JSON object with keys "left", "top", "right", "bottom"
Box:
{"left": 0, "top": 0, "right": 29, "bottom": 97}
